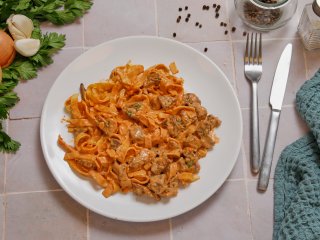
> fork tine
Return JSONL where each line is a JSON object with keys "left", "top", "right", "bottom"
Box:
{"left": 249, "top": 33, "right": 253, "bottom": 64}
{"left": 258, "top": 33, "right": 262, "bottom": 65}
{"left": 245, "top": 33, "right": 249, "bottom": 64}
{"left": 254, "top": 33, "right": 258, "bottom": 64}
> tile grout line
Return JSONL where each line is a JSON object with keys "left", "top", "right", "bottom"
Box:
{"left": 154, "top": 0, "right": 159, "bottom": 36}
{"left": 182, "top": 37, "right": 300, "bottom": 44}
{"left": 225, "top": 0, "right": 237, "bottom": 87}
{"left": 230, "top": 33, "right": 241, "bottom": 107}
{"left": 241, "top": 142, "right": 255, "bottom": 240}
{"left": 86, "top": 209, "right": 90, "bottom": 240}
{"left": 169, "top": 218, "right": 173, "bottom": 240}
{"left": 82, "top": 12, "right": 86, "bottom": 50}
{"left": 2, "top": 120, "right": 8, "bottom": 240}
{"left": 6, "top": 189, "right": 63, "bottom": 196}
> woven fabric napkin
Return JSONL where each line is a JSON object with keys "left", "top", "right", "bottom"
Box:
{"left": 273, "top": 69, "right": 320, "bottom": 239}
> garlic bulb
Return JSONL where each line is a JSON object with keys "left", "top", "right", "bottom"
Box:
{"left": 0, "top": 30, "right": 16, "bottom": 68}
{"left": 14, "top": 38, "right": 41, "bottom": 57}
{"left": 7, "top": 14, "right": 34, "bottom": 40}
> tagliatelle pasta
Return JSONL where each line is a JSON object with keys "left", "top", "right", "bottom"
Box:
{"left": 58, "top": 62, "right": 221, "bottom": 200}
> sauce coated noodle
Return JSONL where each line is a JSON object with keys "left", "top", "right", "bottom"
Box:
{"left": 58, "top": 62, "right": 221, "bottom": 200}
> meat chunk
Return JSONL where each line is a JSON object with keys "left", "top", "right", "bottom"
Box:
{"left": 130, "top": 125, "right": 144, "bottom": 144}
{"left": 151, "top": 157, "right": 168, "bottom": 175}
{"left": 110, "top": 137, "right": 121, "bottom": 150}
{"left": 163, "top": 115, "right": 185, "bottom": 138}
{"left": 183, "top": 93, "right": 201, "bottom": 106}
{"left": 158, "top": 95, "right": 176, "bottom": 109}
{"left": 145, "top": 72, "right": 161, "bottom": 87}
{"left": 194, "top": 105, "right": 207, "bottom": 120}
{"left": 148, "top": 174, "right": 167, "bottom": 194}
{"left": 129, "top": 149, "right": 153, "bottom": 170}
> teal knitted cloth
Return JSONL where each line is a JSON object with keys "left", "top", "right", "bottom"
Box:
{"left": 273, "top": 69, "right": 320, "bottom": 240}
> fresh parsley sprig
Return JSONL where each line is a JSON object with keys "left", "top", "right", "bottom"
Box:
{"left": 0, "top": 0, "right": 92, "bottom": 28}
{"left": 0, "top": 0, "right": 92, "bottom": 153}
{"left": 0, "top": 126, "right": 21, "bottom": 153}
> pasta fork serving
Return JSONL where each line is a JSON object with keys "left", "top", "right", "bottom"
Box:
{"left": 244, "top": 32, "right": 262, "bottom": 174}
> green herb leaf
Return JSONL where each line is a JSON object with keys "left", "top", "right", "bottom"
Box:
{"left": 0, "top": 129, "right": 20, "bottom": 153}
{"left": 0, "top": 82, "right": 18, "bottom": 95}
{"left": 0, "top": 92, "right": 20, "bottom": 109}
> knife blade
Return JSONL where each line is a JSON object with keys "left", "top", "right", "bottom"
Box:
{"left": 258, "top": 43, "right": 292, "bottom": 191}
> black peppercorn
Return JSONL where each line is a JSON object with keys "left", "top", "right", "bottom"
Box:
{"left": 179, "top": 7, "right": 182, "bottom": 12}
{"left": 232, "top": 27, "right": 236, "bottom": 32}
{"left": 204, "top": 47, "right": 208, "bottom": 52}
{"left": 173, "top": 33, "right": 176, "bottom": 38}
{"left": 185, "top": 6, "right": 188, "bottom": 10}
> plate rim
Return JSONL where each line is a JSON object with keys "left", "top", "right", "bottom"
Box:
{"left": 40, "top": 35, "right": 243, "bottom": 222}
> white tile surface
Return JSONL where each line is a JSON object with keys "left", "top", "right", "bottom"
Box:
{"left": 3, "top": 0, "right": 315, "bottom": 239}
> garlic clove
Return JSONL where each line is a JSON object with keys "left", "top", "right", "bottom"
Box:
{"left": 14, "top": 38, "right": 40, "bottom": 57}
{"left": 7, "top": 14, "right": 34, "bottom": 40}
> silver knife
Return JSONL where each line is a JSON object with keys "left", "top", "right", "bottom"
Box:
{"left": 258, "top": 43, "right": 292, "bottom": 191}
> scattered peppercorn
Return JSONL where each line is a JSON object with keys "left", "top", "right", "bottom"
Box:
{"left": 213, "top": 4, "right": 217, "bottom": 8}
{"left": 187, "top": 13, "right": 191, "bottom": 17}
{"left": 215, "top": 13, "right": 220, "bottom": 18}
{"left": 232, "top": 27, "right": 236, "bottom": 32}
{"left": 243, "top": 31, "right": 247, "bottom": 36}
{"left": 185, "top": 6, "right": 188, "bottom": 10}
{"left": 173, "top": 32, "right": 176, "bottom": 38}
{"left": 179, "top": 7, "right": 182, "bottom": 12}
{"left": 224, "top": 23, "right": 227, "bottom": 27}
{"left": 202, "top": 5, "right": 206, "bottom": 10}
{"left": 195, "top": 22, "right": 199, "bottom": 26}
{"left": 224, "top": 30, "right": 228, "bottom": 35}
{"left": 177, "top": 16, "right": 181, "bottom": 23}
{"left": 204, "top": 47, "right": 208, "bottom": 52}
{"left": 220, "top": 22, "right": 224, "bottom": 26}
{"left": 199, "top": 24, "right": 202, "bottom": 28}
{"left": 185, "top": 17, "right": 189, "bottom": 22}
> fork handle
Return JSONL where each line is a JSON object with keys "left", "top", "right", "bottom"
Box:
{"left": 251, "top": 82, "right": 260, "bottom": 174}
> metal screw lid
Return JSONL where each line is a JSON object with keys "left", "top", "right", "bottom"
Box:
{"left": 313, "top": 0, "right": 320, "bottom": 17}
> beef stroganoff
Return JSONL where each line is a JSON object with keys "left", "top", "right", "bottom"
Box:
{"left": 58, "top": 62, "right": 221, "bottom": 200}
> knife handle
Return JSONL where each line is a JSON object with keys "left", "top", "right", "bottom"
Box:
{"left": 258, "top": 110, "right": 281, "bottom": 191}
{"left": 251, "top": 82, "right": 260, "bottom": 174}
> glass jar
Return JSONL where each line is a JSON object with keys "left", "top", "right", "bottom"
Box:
{"left": 234, "top": 0, "right": 298, "bottom": 31}
{"left": 297, "top": 0, "right": 320, "bottom": 50}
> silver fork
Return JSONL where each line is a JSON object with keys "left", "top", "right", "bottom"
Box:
{"left": 244, "top": 32, "right": 262, "bottom": 174}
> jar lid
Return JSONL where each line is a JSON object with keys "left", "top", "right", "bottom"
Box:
{"left": 313, "top": 0, "right": 320, "bottom": 17}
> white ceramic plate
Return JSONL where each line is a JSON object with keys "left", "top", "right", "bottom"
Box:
{"left": 40, "top": 36, "right": 242, "bottom": 222}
